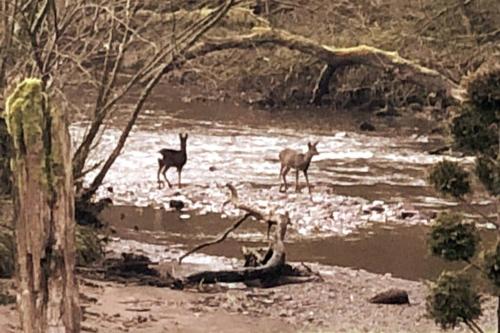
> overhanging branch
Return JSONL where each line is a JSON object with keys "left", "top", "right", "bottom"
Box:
{"left": 178, "top": 27, "right": 466, "bottom": 102}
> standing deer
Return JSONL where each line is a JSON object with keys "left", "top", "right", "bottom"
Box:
{"left": 279, "top": 141, "right": 319, "bottom": 194}
{"left": 157, "top": 133, "right": 188, "bottom": 189}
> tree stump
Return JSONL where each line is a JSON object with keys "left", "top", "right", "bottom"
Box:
{"left": 6, "top": 79, "right": 80, "bottom": 333}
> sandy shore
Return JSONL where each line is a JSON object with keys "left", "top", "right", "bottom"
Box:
{"left": 1, "top": 263, "right": 497, "bottom": 333}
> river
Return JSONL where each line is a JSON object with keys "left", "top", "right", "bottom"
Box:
{"left": 71, "top": 89, "right": 495, "bottom": 280}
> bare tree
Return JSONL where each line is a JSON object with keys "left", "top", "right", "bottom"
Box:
{"left": 0, "top": 0, "right": 236, "bottom": 202}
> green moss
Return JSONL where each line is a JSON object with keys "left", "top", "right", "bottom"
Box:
{"left": 6, "top": 79, "right": 45, "bottom": 151}
{"left": 5, "top": 79, "right": 48, "bottom": 191}
{"left": 4, "top": 79, "right": 71, "bottom": 197}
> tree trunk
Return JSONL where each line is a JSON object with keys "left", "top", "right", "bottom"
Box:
{"left": 6, "top": 79, "right": 80, "bottom": 333}
{"left": 497, "top": 295, "right": 500, "bottom": 333}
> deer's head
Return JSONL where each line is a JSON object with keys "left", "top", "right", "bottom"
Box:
{"left": 307, "top": 141, "right": 319, "bottom": 156}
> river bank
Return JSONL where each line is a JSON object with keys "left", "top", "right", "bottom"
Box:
{"left": 1, "top": 260, "right": 498, "bottom": 333}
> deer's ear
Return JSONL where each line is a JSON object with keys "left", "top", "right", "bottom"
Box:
{"left": 313, "top": 141, "right": 319, "bottom": 147}
{"left": 307, "top": 142, "right": 312, "bottom": 148}
{"left": 184, "top": 133, "right": 189, "bottom": 139}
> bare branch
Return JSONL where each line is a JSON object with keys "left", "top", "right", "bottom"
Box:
{"left": 178, "top": 213, "right": 252, "bottom": 264}
{"left": 222, "top": 183, "right": 268, "bottom": 222}
{"left": 79, "top": 0, "right": 236, "bottom": 201}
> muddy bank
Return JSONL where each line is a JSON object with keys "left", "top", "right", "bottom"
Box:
{"left": 1, "top": 264, "right": 498, "bottom": 333}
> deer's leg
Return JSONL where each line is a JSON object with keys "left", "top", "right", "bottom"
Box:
{"left": 177, "top": 167, "right": 182, "bottom": 188}
{"left": 304, "top": 170, "right": 311, "bottom": 194}
{"left": 162, "top": 166, "right": 172, "bottom": 188}
{"left": 157, "top": 160, "right": 165, "bottom": 189}
{"left": 279, "top": 164, "right": 285, "bottom": 191}
{"left": 295, "top": 169, "right": 300, "bottom": 192}
{"left": 281, "top": 167, "right": 290, "bottom": 192}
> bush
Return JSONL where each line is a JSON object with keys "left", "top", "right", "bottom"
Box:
{"left": 451, "top": 106, "right": 498, "bottom": 156}
{"left": 484, "top": 242, "right": 500, "bottom": 291}
{"left": 0, "top": 225, "right": 103, "bottom": 279}
{"left": 429, "top": 160, "right": 471, "bottom": 198}
{"left": 0, "top": 230, "right": 14, "bottom": 278}
{"left": 475, "top": 155, "right": 500, "bottom": 196}
{"left": 426, "top": 271, "right": 482, "bottom": 330}
{"left": 465, "top": 57, "right": 500, "bottom": 115}
{"left": 428, "top": 212, "right": 478, "bottom": 262}
{"left": 76, "top": 226, "right": 104, "bottom": 266}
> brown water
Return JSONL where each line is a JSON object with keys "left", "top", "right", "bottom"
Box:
{"left": 72, "top": 93, "right": 494, "bottom": 236}
{"left": 75, "top": 85, "right": 495, "bottom": 280}
{"left": 99, "top": 205, "right": 497, "bottom": 281}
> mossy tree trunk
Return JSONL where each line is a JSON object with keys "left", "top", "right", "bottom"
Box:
{"left": 5, "top": 79, "right": 80, "bottom": 333}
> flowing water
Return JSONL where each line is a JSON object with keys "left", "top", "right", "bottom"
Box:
{"left": 73, "top": 88, "right": 495, "bottom": 280}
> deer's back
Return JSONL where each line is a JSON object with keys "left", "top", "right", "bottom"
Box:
{"left": 279, "top": 148, "right": 307, "bottom": 169}
{"left": 159, "top": 148, "right": 187, "bottom": 167}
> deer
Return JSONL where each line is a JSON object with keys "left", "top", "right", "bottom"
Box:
{"left": 157, "top": 133, "right": 188, "bottom": 189}
{"left": 279, "top": 141, "right": 319, "bottom": 194}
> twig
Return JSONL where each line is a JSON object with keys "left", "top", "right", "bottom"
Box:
{"left": 178, "top": 213, "right": 252, "bottom": 263}
{"left": 300, "top": 262, "right": 324, "bottom": 282}
{"left": 464, "top": 259, "right": 485, "bottom": 275}
{"left": 223, "top": 183, "right": 271, "bottom": 223}
{"left": 468, "top": 319, "right": 485, "bottom": 333}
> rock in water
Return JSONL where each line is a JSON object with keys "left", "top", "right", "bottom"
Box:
{"left": 369, "top": 289, "right": 409, "bottom": 305}
{"left": 169, "top": 200, "right": 185, "bottom": 211}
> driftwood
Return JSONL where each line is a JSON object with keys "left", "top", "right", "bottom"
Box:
{"left": 178, "top": 212, "right": 253, "bottom": 264}
{"left": 78, "top": 253, "right": 181, "bottom": 288}
{"left": 177, "top": 183, "right": 312, "bottom": 288}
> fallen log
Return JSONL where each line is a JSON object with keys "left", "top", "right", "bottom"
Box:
{"left": 178, "top": 183, "right": 308, "bottom": 288}
{"left": 164, "top": 27, "right": 465, "bottom": 103}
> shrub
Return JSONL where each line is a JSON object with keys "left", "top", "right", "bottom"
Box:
{"left": 428, "top": 213, "right": 478, "bottom": 262}
{"left": 429, "top": 160, "right": 471, "bottom": 198}
{"left": 426, "top": 271, "right": 482, "bottom": 330}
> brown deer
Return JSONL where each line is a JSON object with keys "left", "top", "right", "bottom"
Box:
{"left": 279, "top": 141, "right": 319, "bottom": 194}
{"left": 157, "top": 133, "right": 188, "bottom": 189}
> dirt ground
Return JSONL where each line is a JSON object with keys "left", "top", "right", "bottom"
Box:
{"left": 1, "top": 264, "right": 498, "bottom": 333}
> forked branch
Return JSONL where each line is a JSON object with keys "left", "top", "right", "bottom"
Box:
{"left": 178, "top": 213, "right": 252, "bottom": 264}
